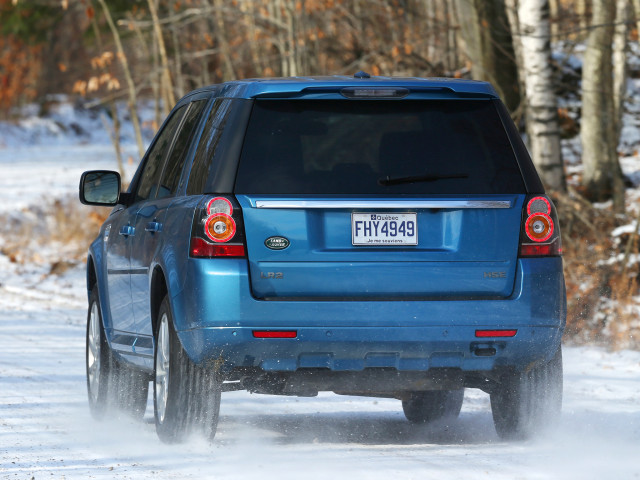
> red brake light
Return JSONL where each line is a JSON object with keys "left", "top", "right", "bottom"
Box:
{"left": 190, "top": 238, "right": 245, "bottom": 257}
{"left": 475, "top": 329, "right": 517, "bottom": 338}
{"left": 519, "top": 242, "right": 562, "bottom": 256}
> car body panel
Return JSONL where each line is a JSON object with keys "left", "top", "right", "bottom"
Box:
{"left": 104, "top": 207, "right": 136, "bottom": 334}
{"left": 130, "top": 196, "right": 173, "bottom": 335}
{"left": 172, "top": 256, "right": 564, "bottom": 370}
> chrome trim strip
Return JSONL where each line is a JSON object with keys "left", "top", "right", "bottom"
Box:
{"left": 255, "top": 200, "right": 512, "bottom": 209}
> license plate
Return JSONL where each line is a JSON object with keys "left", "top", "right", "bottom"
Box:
{"left": 351, "top": 213, "right": 418, "bottom": 246}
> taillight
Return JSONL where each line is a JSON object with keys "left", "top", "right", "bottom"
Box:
{"left": 519, "top": 195, "right": 562, "bottom": 257}
{"left": 190, "top": 195, "right": 246, "bottom": 258}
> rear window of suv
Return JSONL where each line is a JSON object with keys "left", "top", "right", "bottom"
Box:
{"left": 235, "top": 99, "right": 526, "bottom": 194}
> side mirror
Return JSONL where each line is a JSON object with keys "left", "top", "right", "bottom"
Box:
{"left": 79, "top": 170, "right": 121, "bottom": 206}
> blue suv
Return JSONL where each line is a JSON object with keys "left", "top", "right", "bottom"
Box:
{"left": 80, "top": 75, "right": 565, "bottom": 442}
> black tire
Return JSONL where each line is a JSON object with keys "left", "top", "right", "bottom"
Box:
{"left": 153, "top": 295, "right": 221, "bottom": 443}
{"left": 402, "top": 389, "right": 465, "bottom": 424}
{"left": 490, "top": 347, "right": 563, "bottom": 440}
{"left": 86, "top": 288, "right": 149, "bottom": 420}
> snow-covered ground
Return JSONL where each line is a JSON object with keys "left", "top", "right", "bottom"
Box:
{"left": 0, "top": 144, "right": 138, "bottom": 214}
{"left": 1, "top": 271, "right": 639, "bottom": 480}
{"left": 1, "top": 102, "right": 640, "bottom": 479}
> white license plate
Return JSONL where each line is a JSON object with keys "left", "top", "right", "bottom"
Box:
{"left": 351, "top": 213, "right": 418, "bottom": 246}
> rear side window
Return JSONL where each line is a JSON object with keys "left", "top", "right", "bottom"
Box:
{"left": 156, "top": 99, "right": 207, "bottom": 199}
{"left": 187, "top": 98, "right": 235, "bottom": 195}
{"left": 135, "top": 105, "right": 187, "bottom": 203}
{"left": 234, "top": 100, "right": 525, "bottom": 194}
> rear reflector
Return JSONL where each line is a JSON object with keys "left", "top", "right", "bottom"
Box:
{"left": 520, "top": 243, "right": 562, "bottom": 256}
{"left": 475, "top": 329, "right": 517, "bottom": 338}
{"left": 190, "top": 237, "right": 245, "bottom": 258}
{"left": 252, "top": 331, "right": 297, "bottom": 339}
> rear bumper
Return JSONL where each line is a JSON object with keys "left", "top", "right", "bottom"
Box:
{"left": 174, "top": 257, "right": 565, "bottom": 374}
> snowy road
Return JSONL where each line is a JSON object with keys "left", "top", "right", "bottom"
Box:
{"left": 0, "top": 142, "right": 639, "bottom": 479}
{"left": 1, "top": 267, "right": 639, "bottom": 480}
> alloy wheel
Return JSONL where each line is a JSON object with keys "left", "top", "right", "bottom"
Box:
{"left": 155, "top": 313, "right": 170, "bottom": 424}
{"left": 87, "top": 301, "right": 101, "bottom": 403}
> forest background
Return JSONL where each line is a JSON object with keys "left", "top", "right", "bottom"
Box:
{"left": 1, "top": 0, "right": 639, "bottom": 349}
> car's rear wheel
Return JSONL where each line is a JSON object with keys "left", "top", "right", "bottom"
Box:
{"left": 402, "top": 388, "right": 465, "bottom": 424}
{"left": 86, "top": 288, "right": 149, "bottom": 420}
{"left": 490, "top": 347, "right": 563, "bottom": 440}
{"left": 154, "top": 295, "right": 221, "bottom": 443}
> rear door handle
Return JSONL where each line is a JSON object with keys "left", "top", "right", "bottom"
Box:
{"left": 119, "top": 225, "right": 135, "bottom": 237}
{"left": 145, "top": 221, "right": 162, "bottom": 233}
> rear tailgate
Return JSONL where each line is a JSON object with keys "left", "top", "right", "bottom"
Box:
{"left": 238, "top": 195, "right": 523, "bottom": 300}
{"left": 233, "top": 96, "right": 530, "bottom": 300}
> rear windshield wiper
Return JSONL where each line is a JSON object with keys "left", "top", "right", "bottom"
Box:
{"left": 378, "top": 173, "right": 469, "bottom": 186}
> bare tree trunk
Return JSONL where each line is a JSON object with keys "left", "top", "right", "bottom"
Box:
{"left": 96, "top": 0, "right": 145, "bottom": 160}
{"left": 633, "top": 0, "right": 640, "bottom": 37}
{"left": 212, "top": 0, "right": 237, "bottom": 80}
{"left": 455, "top": 0, "right": 520, "bottom": 114}
{"left": 450, "top": 0, "right": 467, "bottom": 72}
{"left": 517, "top": 0, "right": 565, "bottom": 191}
{"left": 549, "top": 0, "right": 559, "bottom": 39}
{"left": 613, "top": 0, "right": 628, "bottom": 141}
{"left": 90, "top": 10, "right": 124, "bottom": 180}
{"left": 170, "top": 0, "right": 185, "bottom": 99}
{"left": 577, "top": 0, "right": 589, "bottom": 34}
{"left": 426, "top": 0, "right": 437, "bottom": 62}
{"left": 282, "top": 0, "right": 298, "bottom": 76}
{"left": 268, "top": 0, "right": 288, "bottom": 76}
{"left": 242, "top": 0, "right": 263, "bottom": 76}
{"left": 504, "top": 0, "right": 528, "bottom": 122}
{"left": 152, "top": 29, "right": 162, "bottom": 128}
{"left": 147, "top": 0, "right": 176, "bottom": 114}
{"left": 201, "top": 56, "right": 210, "bottom": 85}
{"left": 127, "top": 11, "right": 162, "bottom": 130}
{"left": 198, "top": 8, "right": 212, "bottom": 86}
{"left": 99, "top": 106, "right": 124, "bottom": 178}
{"left": 443, "top": 0, "right": 458, "bottom": 71}
{"left": 581, "top": 0, "right": 625, "bottom": 211}
{"left": 297, "top": 0, "right": 309, "bottom": 75}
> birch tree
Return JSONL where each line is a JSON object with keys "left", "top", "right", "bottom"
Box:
{"left": 613, "top": 0, "right": 629, "bottom": 140}
{"left": 515, "top": 0, "right": 565, "bottom": 191}
{"left": 581, "top": 0, "right": 625, "bottom": 211}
